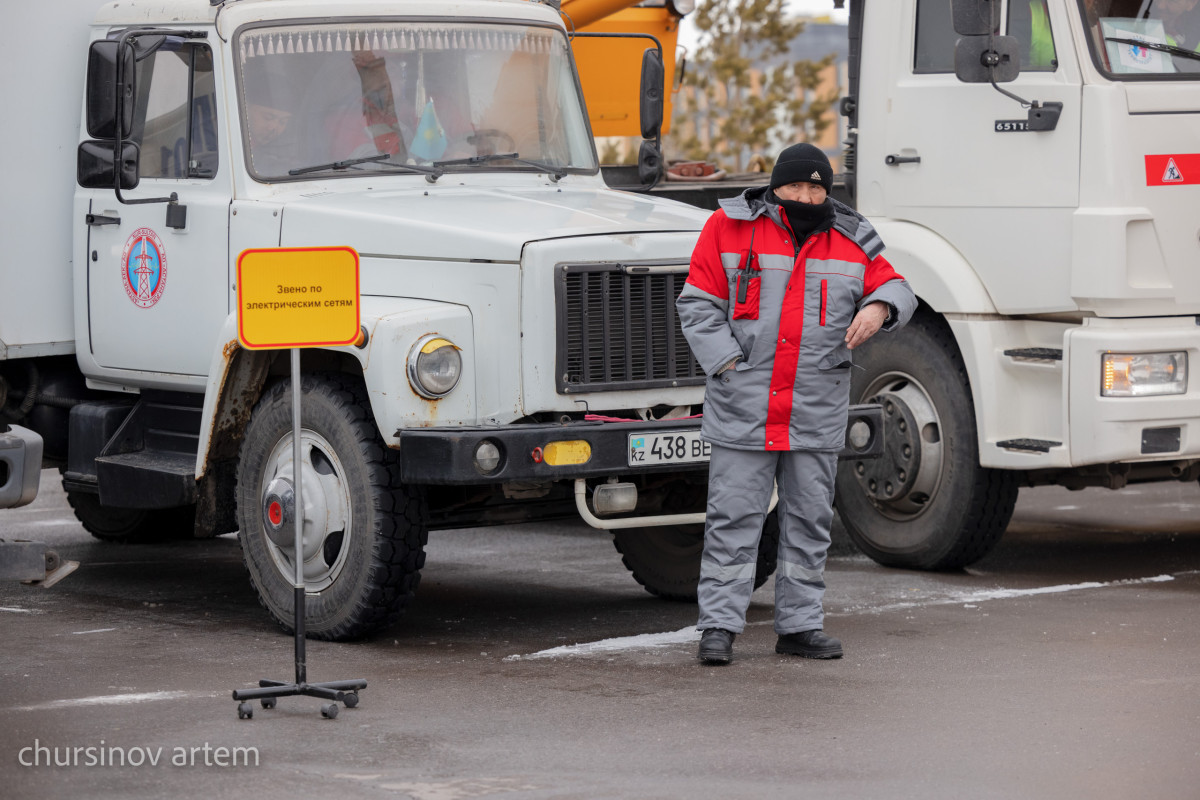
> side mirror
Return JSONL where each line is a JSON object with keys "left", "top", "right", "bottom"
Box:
{"left": 955, "top": 34, "right": 1020, "bottom": 83}
{"left": 951, "top": 0, "right": 1001, "bottom": 36}
{"left": 77, "top": 140, "right": 140, "bottom": 190}
{"left": 639, "top": 48, "right": 664, "bottom": 141}
{"left": 952, "top": 1, "right": 1059, "bottom": 129}
{"left": 86, "top": 40, "right": 136, "bottom": 140}
{"left": 637, "top": 140, "right": 662, "bottom": 185}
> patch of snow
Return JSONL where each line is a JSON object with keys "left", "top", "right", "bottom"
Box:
{"left": 833, "top": 574, "right": 1175, "bottom": 616}
{"left": 14, "top": 690, "right": 199, "bottom": 711}
{"left": 506, "top": 626, "right": 699, "bottom": 661}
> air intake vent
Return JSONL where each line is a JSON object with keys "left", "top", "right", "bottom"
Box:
{"left": 556, "top": 263, "right": 704, "bottom": 393}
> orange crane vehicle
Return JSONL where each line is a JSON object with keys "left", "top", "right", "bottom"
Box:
{"left": 558, "top": 0, "right": 691, "bottom": 139}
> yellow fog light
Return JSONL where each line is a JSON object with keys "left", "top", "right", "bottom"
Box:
{"left": 542, "top": 440, "right": 592, "bottom": 466}
{"left": 1101, "top": 352, "right": 1187, "bottom": 397}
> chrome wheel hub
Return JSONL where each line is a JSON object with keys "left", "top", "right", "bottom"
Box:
{"left": 851, "top": 373, "right": 944, "bottom": 519}
{"left": 259, "top": 429, "right": 352, "bottom": 591}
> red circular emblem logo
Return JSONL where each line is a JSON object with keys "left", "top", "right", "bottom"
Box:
{"left": 120, "top": 228, "right": 168, "bottom": 308}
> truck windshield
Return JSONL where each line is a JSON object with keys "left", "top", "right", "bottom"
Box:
{"left": 1080, "top": 0, "right": 1200, "bottom": 77}
{"left": 235, "top": 21, "right": 597, "bottom": 180}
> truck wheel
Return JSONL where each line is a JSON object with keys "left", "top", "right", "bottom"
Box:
{"left": 65, "top": 489, "right": 196, "bottom": 542}
{"left": 834, "top": 313, "right": 1018, "bottom": 570}
{"left": 237, "top": 373, "right": 427, "bottom": 641}
{"left": 613, "top": 510, "right": 779, "bottom": 601}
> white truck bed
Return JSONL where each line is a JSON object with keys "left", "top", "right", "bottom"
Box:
{"left": 0, "top": 0, "right": 107, "bottom": 359}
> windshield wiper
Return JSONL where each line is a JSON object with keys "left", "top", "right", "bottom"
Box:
{"left": 289, "top": 153, "right": 443, "bottom": 181}
{"left": 289, "top": 153, "right": 392, "bottom": 175}
{"left": 434, "top": 152, "right": 567, "bottom": 181}
{"left": 1105, "top": 36, "right": 1200, "bottom": 64}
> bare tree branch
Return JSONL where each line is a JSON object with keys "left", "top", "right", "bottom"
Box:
{"left": 668, "top": 0, "right": 838, "bottom": 172}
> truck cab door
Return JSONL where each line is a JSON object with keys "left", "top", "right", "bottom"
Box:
{"left": 78, "top": 38, "right": 231, "bottom": 379}
{"left": 858, "top": 0, "right": 1082, "bottom": 313}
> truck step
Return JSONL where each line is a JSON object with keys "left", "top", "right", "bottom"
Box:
{"left": 1003, "top": 348, "right": 1063, "bottom": 361}
{"left": 107, "top": 393, "right": 203, "bottom": 455}
{"left": 66, "top": 391, "right": 203, "bottom": 509}
{"left": 996, "top": 438, "right": 1061, "bottom": 453}
{"left": 94, "top": 450, "right": 197, "bottom": 508}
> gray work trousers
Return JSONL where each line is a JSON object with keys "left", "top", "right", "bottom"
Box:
{"left": 697, "top": 444, "right": 837, "bottom": 635}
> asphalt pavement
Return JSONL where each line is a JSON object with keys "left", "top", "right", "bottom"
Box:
{"left": 2, "top": 471, "right": 1198, "bottom": 799}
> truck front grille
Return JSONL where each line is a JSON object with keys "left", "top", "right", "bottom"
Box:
{"left": 556, "top": 263, "right": 704, "bottom": 393}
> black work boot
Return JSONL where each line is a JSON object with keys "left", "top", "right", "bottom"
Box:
{"left": 698, "top": 628, "right": 736, "bottom": 664}
{"left": 775, "top": 629, "right": 843, "bottom": 659}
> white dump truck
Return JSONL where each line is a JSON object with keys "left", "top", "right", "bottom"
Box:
{"left": 825, "top": 0, "right": 1200, "bottom": 567}
{"left": 0, "top": 0, "right": 883, "bottom": 635}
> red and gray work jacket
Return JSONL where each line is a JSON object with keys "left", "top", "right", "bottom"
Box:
{"left": 677, "top": 187, "right": 917, "bottom": 452}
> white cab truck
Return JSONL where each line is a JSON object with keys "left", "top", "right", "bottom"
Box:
{"left": 817, "top": 0, "right": 1200, "bottom": 568}
{"left": 0, "top": 0, "right": 882, "bottom": 633}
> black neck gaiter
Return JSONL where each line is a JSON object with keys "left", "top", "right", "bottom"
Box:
{"left": 767, "top": 191, "right": 834, "bottom": 241}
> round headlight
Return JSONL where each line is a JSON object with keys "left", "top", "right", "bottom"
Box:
{"left": 407, "top": 334, "right": 462, "bottom": 399}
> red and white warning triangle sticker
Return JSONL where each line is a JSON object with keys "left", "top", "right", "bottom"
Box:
{"left": 1163, "top": 158, "right": 1184, "bottom": 183}
{"left": 1145, "top": 154, "right": 1199, "bottom": 186}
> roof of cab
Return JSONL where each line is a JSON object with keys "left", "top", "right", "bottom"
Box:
{"left": 93, "top": 0, "right": 560, "bottom": 28}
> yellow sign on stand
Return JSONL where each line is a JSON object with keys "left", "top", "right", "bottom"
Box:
{"left": 230, "top": 245, "right": 370, "bottom": 715}
{"left": 236, "top": 247, "right": 360, "bottom": 350}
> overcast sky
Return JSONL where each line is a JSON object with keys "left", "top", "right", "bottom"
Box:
{"left": 677, "top": 1, "right": 849, "bottom": 50}
{"left": 783, "top": 0, "right": 849, "bottom": 21}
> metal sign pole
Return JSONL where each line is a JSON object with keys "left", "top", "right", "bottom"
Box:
{"left": 231, "top": 351, "right": 366, "bottom": 720}
{"left": 291, "top": 347, "right": 307, "bottom": 686}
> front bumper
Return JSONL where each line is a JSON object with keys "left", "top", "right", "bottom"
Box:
{"left": 396, "top": 404, "right": 884, "bottom": 485}
{"left": 0, "top": 424, "right": 43, "bottom": 508}
{"left": 1067, "top": 316, "right": 1200, "bottom": 465}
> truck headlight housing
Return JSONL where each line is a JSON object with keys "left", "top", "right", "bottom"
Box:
{"left": 1101, "top": 352, "right": 1187, "bottom": 397}
{"left": 407, "top": 334, "right": 462, "bottom": 399}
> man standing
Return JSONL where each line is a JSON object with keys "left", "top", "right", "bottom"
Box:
{"left": 677, "top": 143, "right": 917, "bottom": 664}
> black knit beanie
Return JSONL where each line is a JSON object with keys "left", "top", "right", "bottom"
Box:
{"left": 770, "top": 142, "right": 833, "bottom": 194}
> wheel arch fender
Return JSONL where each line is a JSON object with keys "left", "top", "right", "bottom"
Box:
{"left": 870, "top": 219, "right": 997, "bottom": 315}
{"left": 196, "top": 316, "right": 261, "bottom": 478}
{"left": 869, "top": 220, "right": 999, "bottom": 451}
{"left": 192, "top": 314, "right": 371, "bottom": 536}
{"left": 194, "top": 314, "right": 371, "bottom": 477}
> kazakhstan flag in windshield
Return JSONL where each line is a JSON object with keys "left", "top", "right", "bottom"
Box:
{"left": 410, "top": 99, "right": 448, "bottom": 161}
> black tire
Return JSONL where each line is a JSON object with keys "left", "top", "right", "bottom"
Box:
{"left": 65, "top": 487, "right": 196, "bottom": 543}
{"left": 237, "top": 373, "right": 428, "bottom": 641}
{"left": 834, "top": 312, "right": 1018, "bottom": 569}
{"left": 613, "top": 510, "right": 780, "bottom": 601}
